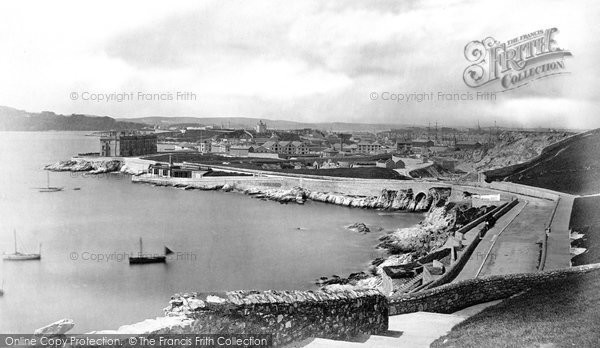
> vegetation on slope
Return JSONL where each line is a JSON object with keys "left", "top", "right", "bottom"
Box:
{"left": 485, "top": 130, "right": 600, "bottom": 195}
{"left": 570, "top": 196, "right": 600, "bottom": 266}
{"left": 432, "top": 271, "right": 600, "bottom": 348}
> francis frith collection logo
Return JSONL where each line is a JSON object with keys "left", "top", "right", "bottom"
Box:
{"left": 463, "top": 28, "right": 572, "bottom": 91}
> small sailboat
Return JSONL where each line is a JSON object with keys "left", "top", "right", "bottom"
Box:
{"left": 3, "top": 230, "right": 41, "bottom": 261}
{"left": 0, "top": 279, "right": 4, "bottom": 296}
{"left": 39, "top": 171, "right": 63, "bottom": 193}
{"left": 128, "top": 237, "right": 173, "bottom": 265}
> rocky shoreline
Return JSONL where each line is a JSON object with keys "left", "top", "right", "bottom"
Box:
{"left": 44, "top": 157, "right": 147, "bottom": 175}
{"left": 44, "top": 158, "right": 491, "bottom": 294}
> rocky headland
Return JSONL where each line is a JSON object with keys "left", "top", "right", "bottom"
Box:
{"left": 377, "top": 203, "right": 493, "bottom": 257}
{"left": 45, "top": 158, "right": 124, "bottom": 174}
{"left": 45, "top": 157, "right": 148, "bottom": 175}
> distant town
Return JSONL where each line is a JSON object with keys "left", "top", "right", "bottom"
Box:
{"left": 91, "top": 119, "right": 571, "bottom": 181}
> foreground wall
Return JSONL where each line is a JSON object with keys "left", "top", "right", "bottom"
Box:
{"left": 86, "top": 265, "right": 600, "bottom": 347}
{"left": 163, "top": 289, "right": 388, "bottom": 347}
{"left": 389, "top": 263, "right": 600, "bottom": 315}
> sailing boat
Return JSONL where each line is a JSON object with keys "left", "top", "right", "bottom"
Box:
{"left": 3, "top": 230, "right": 41, "bottom": 261}
{"left": 128, "top": 237, "right": 173, "bottom": 264}
{"left": 0, "top": 279, "right": 4, "bottom": 296}
{"left": 39, "top": 171, "right": 63, "bottom": 193}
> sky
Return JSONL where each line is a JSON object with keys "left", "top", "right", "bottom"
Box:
{"left": 0, "top": 0, "right": 598, "bottom": 129}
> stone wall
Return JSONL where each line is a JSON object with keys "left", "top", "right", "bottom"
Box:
{"left": 389, "top": 263, "right": 600, "bottom": 315}
{"left": 87, "top": 265, "right": 600, "bottom": 346}
{"left": 421, "top": 199, "right": 519, "bottom": 290}
{"left": 162, "top": 289, "right": 388, "bottom": 347}
{"left": 132, "top": 173, "right": 443, "bottom": 197}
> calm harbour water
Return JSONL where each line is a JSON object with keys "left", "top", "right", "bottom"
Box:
{"left": 0, "top": 132, "right": 422, "bottom": 333}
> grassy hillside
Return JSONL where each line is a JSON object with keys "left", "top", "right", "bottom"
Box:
{"left": 484, "top": 130, "right": 600, "bottom": 195}
{"left": 432, "top": 271, "right": 600, "bottom": 348}
{"left": 570, "top": 196, "right": 600, "bottom": 266}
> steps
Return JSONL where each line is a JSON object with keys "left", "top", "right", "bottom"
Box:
{"left": 302, "top": 300, "right": 502, "bottom": 348}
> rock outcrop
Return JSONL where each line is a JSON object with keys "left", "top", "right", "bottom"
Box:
{"left": 378, "top": 203, "right": 492, "bottom": 257}
{"left": 45, "top": 158, "right": 122, "bottom": 174}
{"left": 347, "top": 223, "right": 370, "bottom": 234}
{"left": 34, "top": 318, "right": 74, "bottom": 335}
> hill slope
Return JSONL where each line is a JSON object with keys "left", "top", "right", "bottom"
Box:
{"left": 117, "top": 116, "right": 407, "bottom": 132}
{"left": 483, "top": 129, "right": 600, "bottom": 195}
{"left": 0, "top": 106, "right": 146, "bottom": 131}
{"left": 432, "top": 269, "right": 600, "bottom": 348}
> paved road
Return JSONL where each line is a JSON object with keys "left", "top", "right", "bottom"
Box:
{"left": 455, "top": 198, "right": 554, "bottom": 281}
{"left": 544, "top": 195, "right": 575, "bottom": 270}
{"left": 477, "top": 199, "right": 553, "bottom": 276}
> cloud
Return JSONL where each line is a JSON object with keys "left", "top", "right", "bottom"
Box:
{"left": 0, "top": 0, "right": 598, "bottom": 128}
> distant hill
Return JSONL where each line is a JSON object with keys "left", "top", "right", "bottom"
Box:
{"left": 484, "top": 129, "right": 600, "bottom": 195}
{"left": 0, "top": 106, "right": 146, "bottom": 131}
{"left": 117, "top": 116, "right": 407, "bottom": 132}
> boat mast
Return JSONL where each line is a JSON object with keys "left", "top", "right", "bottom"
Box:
{"left": 47, "top": 171, "right": 50, "bottom": 189}
{"left": 13, "top": 229, "right": 17, "bottom": 254}
{"left": 139, "top": 237, "right": 143, "bottom": 256}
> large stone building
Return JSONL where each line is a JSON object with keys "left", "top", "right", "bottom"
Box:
{"left": 255, "top": 120, "right": 268, "bottom": 133}
{"left": 100, "top": 131, "right": 157, "bottom": 157}
{"left": 357, "top": 141, "right": 382, "bottom": 154}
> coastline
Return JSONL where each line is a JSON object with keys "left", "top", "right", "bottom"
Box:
{"left": 45, "top": 157, "right": 495, "bottom": 295}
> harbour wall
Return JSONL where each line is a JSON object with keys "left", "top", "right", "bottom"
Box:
{"left": 131, "top": 174, "right": 518, "bottom": 204}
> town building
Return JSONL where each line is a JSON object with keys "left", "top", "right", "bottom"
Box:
{"left": 259, "top": 141, "right": 309, "bottom": 155}
{"left": 148, "top": 162, "right": 210, "bottom": 179}
{"left": 412, "top": 139, "right": 435, "bottom": 148}
{"left": 210, "top": 143, "right": 231, "bottom": 153}
{"left": 396, "top": 140, "right": 412, "bottom": 152}
{"left": 261, "top": 141, "right": 281, "bottom": 153}
{"left": 100, "top": 131, "right": 157, "bottom": 157}
{"left": 229, "top": 145, "right": 257, "bottom": 157}
{"left": 357, "top": 141, "right": 382, "bottom": 154}
{"left": 255, "top": 120, "right": 268, "bottom": 133}
{"left": 376, "top": 157, "right": 406, "bottom": 169}
{"left": 198, "top": 140, "right": 211, "bottom": 153}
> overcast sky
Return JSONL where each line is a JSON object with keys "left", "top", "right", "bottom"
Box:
{"left": 0, "top": 0, "right": 598, "bottom": 129}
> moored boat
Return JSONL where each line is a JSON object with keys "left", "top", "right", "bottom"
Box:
{"left": 38, "top": 172, "right": 63, "bottom": 193}
{"left": 3, "top": 230, "right": 41, "bottom": 261}
{"left": 128, "top": 237, "right": 173, "bottom": 265}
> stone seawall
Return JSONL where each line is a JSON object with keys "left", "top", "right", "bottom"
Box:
{"left": 389, "top": 263, "right": 600, "bottom": 315}
{"left": 132, "top": 174, "right": 452, "bottom": 212}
